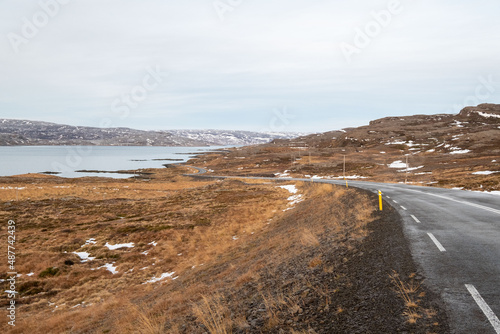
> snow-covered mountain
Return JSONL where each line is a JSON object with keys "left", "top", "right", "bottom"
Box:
{"left": 0, "top": 119, "right": 304, "bottom": 146}
{"left": 166, "top": 129, "right": 306, "bottom": 146}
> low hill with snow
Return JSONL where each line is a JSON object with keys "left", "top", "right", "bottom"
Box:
{"left": 191, "top": 104, "right": 499, "bottom": 193}
{"left": 0, "top": 119, "right": 303, "bottom": 146}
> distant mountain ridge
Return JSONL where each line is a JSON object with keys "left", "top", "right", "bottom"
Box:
{"left": 167, "top": 129, "right": 308, "bottom": 146}
{"left": 257, "top": 103, "right": 499, "bottom": 192}
{"left": 275, "top": 103, "right": 500, "bottom": 154}
{"left": 0, "top": 119, "right": 304, "bottom": 146}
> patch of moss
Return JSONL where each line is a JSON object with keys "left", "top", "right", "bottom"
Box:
{"left": 19, "top": 281, "right": 44, "bottom": 295}
{"left": 39, "top": 267, "right": 59, "bottom": 278}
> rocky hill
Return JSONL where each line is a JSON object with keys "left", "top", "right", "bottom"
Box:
{"left": 281, "top": 103, "right": 500, "bottom": 155}
{"left": 190, "top": 104, "right": 500, "bottom": 192}
{"left": 0, "top": 119, "right": 303, "bottom": 146}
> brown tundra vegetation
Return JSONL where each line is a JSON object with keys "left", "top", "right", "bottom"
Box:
{"left": 0, "top": 163, "right": 448, "bottom": 333}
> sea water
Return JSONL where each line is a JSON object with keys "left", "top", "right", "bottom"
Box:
{"left": 0, "top": 146, "right": 225, "bottom": 178}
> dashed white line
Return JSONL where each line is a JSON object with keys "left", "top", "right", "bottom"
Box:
{"left": 411, "top": 215, "right": 421, "bottom": 223}
{"left": 399, "top": 188, "right": 500, "bottom": 216}
{"left": 393, "top": 200, "right": 398, "bottom": 204}
{"left": 465, "top": 284, "right": 500, "bottom": 334}
{"left": 427, "top": 233, "right": 446, "bottom": 252}
{"left": 386, "top": 196, "right": 391, "bottom": 199}
{"left": 400, "top": 206, "right": 407, "bottom": 210}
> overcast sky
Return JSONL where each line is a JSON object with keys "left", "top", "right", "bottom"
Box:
{"left": 1, "top": 0, "right": 499, "bottom": 132}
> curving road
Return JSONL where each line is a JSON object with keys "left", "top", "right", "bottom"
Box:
{"left": 185, "top": 166, "right": 500, "bottom": 333}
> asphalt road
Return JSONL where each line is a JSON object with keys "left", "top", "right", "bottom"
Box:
{"left": 185, "top": 166, "right": 500, "bottom": 333}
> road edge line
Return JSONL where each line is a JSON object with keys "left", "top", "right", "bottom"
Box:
{"left": 465, "top": 284, "right": 500, "bottom": 334}
{"left": 427, "top": 233, "right": 446, "bottom": 252}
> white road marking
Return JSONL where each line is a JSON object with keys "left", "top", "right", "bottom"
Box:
{"left": 393, "top": 200, "right": 398, "bottom": 204}
{"left": 333, "top": 180, "right": 500, "bottom": 216}
{"left": 400, "top": 206, "right": 407, "bottom": 210}
{"left": 386, "top": 196, "right": 391, "bottom": 199}
{"left": 401, "top": 189, "right": 500, "bottom": 216}
{"left": 427, "top": 233, "right": 446, "bottom": 252}
{"left": 465, "top": 284, "right": 500, "bottom": 334}
{"left": 244, "top": 178, "right": 500, "bottom": 215}
{"left": 411, "top": 215, "right": 421, "bottom": 223}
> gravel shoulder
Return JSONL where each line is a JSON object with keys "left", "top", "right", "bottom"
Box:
{"left": 233, "top": 192, "right": 450, "bottom": 333}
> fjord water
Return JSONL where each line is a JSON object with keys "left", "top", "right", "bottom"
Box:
{"left": 0, "top": 146, "right": 223, "bottom": 178}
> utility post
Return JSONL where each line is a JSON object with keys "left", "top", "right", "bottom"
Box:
{"left": 343, "top": 155, "right": 348, "bottom": 188}
{"left": 343, "top": 155, "right": 345, "bottom": 178}
{"left": 405, "top": 154, "right": 409, "bottom": 185}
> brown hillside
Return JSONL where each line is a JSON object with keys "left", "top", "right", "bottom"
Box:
{"left": 189, "top": 104, "right": 500, "bottom": 192}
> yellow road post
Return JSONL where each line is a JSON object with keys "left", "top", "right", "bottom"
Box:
{"left": 378, "top": 190, "right": 383, "bottom": 211}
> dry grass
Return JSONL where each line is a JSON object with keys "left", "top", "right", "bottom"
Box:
{"left": 192, "top": 294, "right": 233, "bottom": 334}
{"left": 0, "top": 164, "right": 377, "bottom": 333}
{"left": 116, "top": 303, "right": 167, "bottom": 334}
{"left": 0, "top": 167, "right": 213, "bottom": 202}
{"left": 389, "top": 270, "right": 425, "bottom": 324}
{"left": 0, "top": 167, "right": 292, "bottom": 332}
{"left": 301, "top": 228, "right": 320, "bottom": 247}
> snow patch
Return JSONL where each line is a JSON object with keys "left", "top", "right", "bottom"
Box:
{"left": 278, "top": 185, "right": 298, "bottom": 194}
{"left": 397, "top": 166, "right": 424, "bottom": 172}
{"left": 449, "top": 149, "right": 471, "bottom": 155}
{"left": 98, "top": 263, "right": 118, "bottom": 274}
{"left": 388, "top": 161, "right": 407, "bottom": 168}
{"left": 105, "top": 242, "right": 135, "bottom": 250}
{"left": 275, "top": 170, "right": 291, "bottom": 178}
{"left": 278, "top": 184, "right": 303, "bottom": 210}
{"left": 144, "top": 272, "right": 177, "bottom": 284}
{"left": 484, "top": 191, "right": 500, "bottom": 196}
{"left": 385, "top": 140, "right": 421, "bottom": 147}
{"left": 286, "top": 194, "right": 303, "bottom": 206}
{"left": 472, "top": 171, "right": 499, "bottom": 175}
{"left": 473, "top": 110, "right": 500, "bottom": 119}
{"left": 385, "top": 140, "right": 406, "bottom": 145}
{"left": 83, "top": 238, "right": 96, "bottom": 246}
{"left": 73, "top": 252, "right": 95, "bottom": 263}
